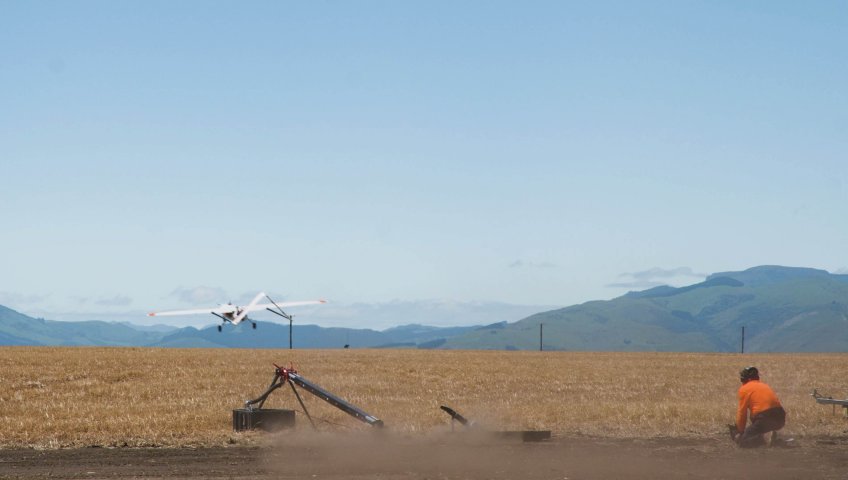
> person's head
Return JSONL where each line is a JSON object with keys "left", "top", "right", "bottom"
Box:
{"left": 739, "top": 366, "right": 759, "bottom": 384}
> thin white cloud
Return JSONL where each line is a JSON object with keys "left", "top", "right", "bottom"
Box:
{"left": 605, "top": 280, "right": 666, "bottom": 289}
{"left": 833, "top": 267, "right": 848, "bottom": 275}
{"left": 0, "top": 291, "right": 49, "bottom": 306}
{"left": 170, "top": 286, "right": 228, "bottom": 305}
{"left": 607, "top": 266, "right": 707, "bottom": 290}
{"left": 95, "top": 295, "right": 133, "bottom": 307}
{"left": 509, "top": 260, "right": 557, "bottom": 269}
{"left": 72, "top": 296, "right": 90, "bottom": 305}
{"left": 623, "top": 267, "right": 706, "bottom": 280}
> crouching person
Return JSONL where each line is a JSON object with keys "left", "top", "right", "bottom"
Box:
{"left": 732, "top": 366, "right": 786, "bottom": 448}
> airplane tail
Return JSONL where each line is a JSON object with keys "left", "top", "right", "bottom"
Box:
{"left": 233, "top": 292, "right": 266, "bottom": 325}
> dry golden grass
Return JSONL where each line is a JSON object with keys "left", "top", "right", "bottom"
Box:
{"left": 1, "top": 347, "right": 846, "bottom": 448}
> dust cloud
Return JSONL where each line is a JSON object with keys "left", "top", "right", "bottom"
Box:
{"left": 262, "top": 429, "right": 559, "bottom": 479}
{"left": 259, "top": 430, "right": 848, "bottom": 480}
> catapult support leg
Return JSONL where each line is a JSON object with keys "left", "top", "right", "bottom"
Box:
{"left": 245, "top": 374, "right": 284, "bottom": 410}
{"left": 290, "top": 382, "right": 316, "bottom": 430}
{"left": 257, "top": 374, "right": 283, "bottom": 410}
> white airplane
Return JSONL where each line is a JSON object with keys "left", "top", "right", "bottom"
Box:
{"left": 148, "top": 292, "right": 326, "bottom": 332}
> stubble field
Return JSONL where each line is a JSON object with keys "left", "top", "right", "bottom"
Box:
{"left": 1, "top": 347, "right": 846, "bottom": 449}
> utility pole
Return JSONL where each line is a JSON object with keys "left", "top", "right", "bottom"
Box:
{"left": 540, "top": 323, "right": 543, "bottom": 351}
{"left": 740, "top": 326, "right": 745, "bottom": 354}
{"left": 262, "top": 294, "right": 296, "bottom": 350}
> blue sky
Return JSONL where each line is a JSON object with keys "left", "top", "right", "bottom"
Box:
{"left": 2, "top": 1, "right": 846, "bottom": 327}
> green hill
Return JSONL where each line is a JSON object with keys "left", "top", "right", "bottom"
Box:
{"left": 443, "top": 266, "right": 848, "bottom": 352}
{"left": 0, "top": 305, "right": 164, "bottom": 346}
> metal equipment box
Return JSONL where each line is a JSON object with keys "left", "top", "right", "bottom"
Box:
{"left": 232, "top": 408, "right": 295, "bottom": 432}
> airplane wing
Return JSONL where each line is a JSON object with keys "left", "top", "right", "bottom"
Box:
{"left": 147, "top": 296, "right": 326, "bottom": 319}
{"left": 148, "top": 304, "right": 237, "bottom": 317}
{"left": 246, "top": 299, "right": 327, "bottom": 312}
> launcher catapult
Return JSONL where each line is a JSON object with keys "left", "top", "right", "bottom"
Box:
{"left": 233, "top": 364, "right": 383, "bottom": 432}
{"left": 233, "top": 365, "right": 549, "bottom": 441}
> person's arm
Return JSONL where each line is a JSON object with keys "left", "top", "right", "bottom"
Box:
{"left": 736, "top": 388, "right": 749, "bottom": 433}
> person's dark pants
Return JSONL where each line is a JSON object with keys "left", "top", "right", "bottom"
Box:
{"left": 739, "top": 406, "right": 786, "bottom": 448}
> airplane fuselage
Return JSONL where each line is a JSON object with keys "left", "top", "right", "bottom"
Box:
{"left": 218, "top": 306, "right": 245, "bottom": 322}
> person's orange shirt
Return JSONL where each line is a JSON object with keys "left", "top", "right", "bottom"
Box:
{"left": 736, "top": 380, "right": 782, "bottom": 433}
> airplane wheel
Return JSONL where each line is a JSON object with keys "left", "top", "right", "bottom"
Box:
{"left": 252, "top": 323, "right": 257, "bottom": 329}
{"left": 217, "top": 325, "right": 222, "bottom": 332}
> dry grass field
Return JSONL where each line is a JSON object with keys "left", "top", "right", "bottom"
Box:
{"left": 1, "top": 347, "right": 846, "bottom": 449}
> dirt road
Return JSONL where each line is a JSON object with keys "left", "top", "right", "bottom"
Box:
{"left": 1, "top": 434, "right": 846, "bottom": 479}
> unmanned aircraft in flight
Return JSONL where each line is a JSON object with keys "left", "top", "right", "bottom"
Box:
{"left": 148, "top": 292, "right": 326, "bottom": 332}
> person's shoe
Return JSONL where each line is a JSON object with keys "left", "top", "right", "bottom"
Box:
{"left": 769, "top": 432, "right": 794, "bottom": 448}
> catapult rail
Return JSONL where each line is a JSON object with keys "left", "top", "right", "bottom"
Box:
{"left": 245, "top": 365, "right": 383, "bottom": 428}
{"left": 287, "top": 371, "right": 383, "bottom": 427}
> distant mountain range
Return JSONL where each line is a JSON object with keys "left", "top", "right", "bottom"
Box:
{"left": 2, "top": 266, "right": 847, "bottom": 351}
{"left": 0, "top": 304, "right": 482, "bottom": 349}
{"left": 443, "top": 266, "right": 848, "bottom": 352}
